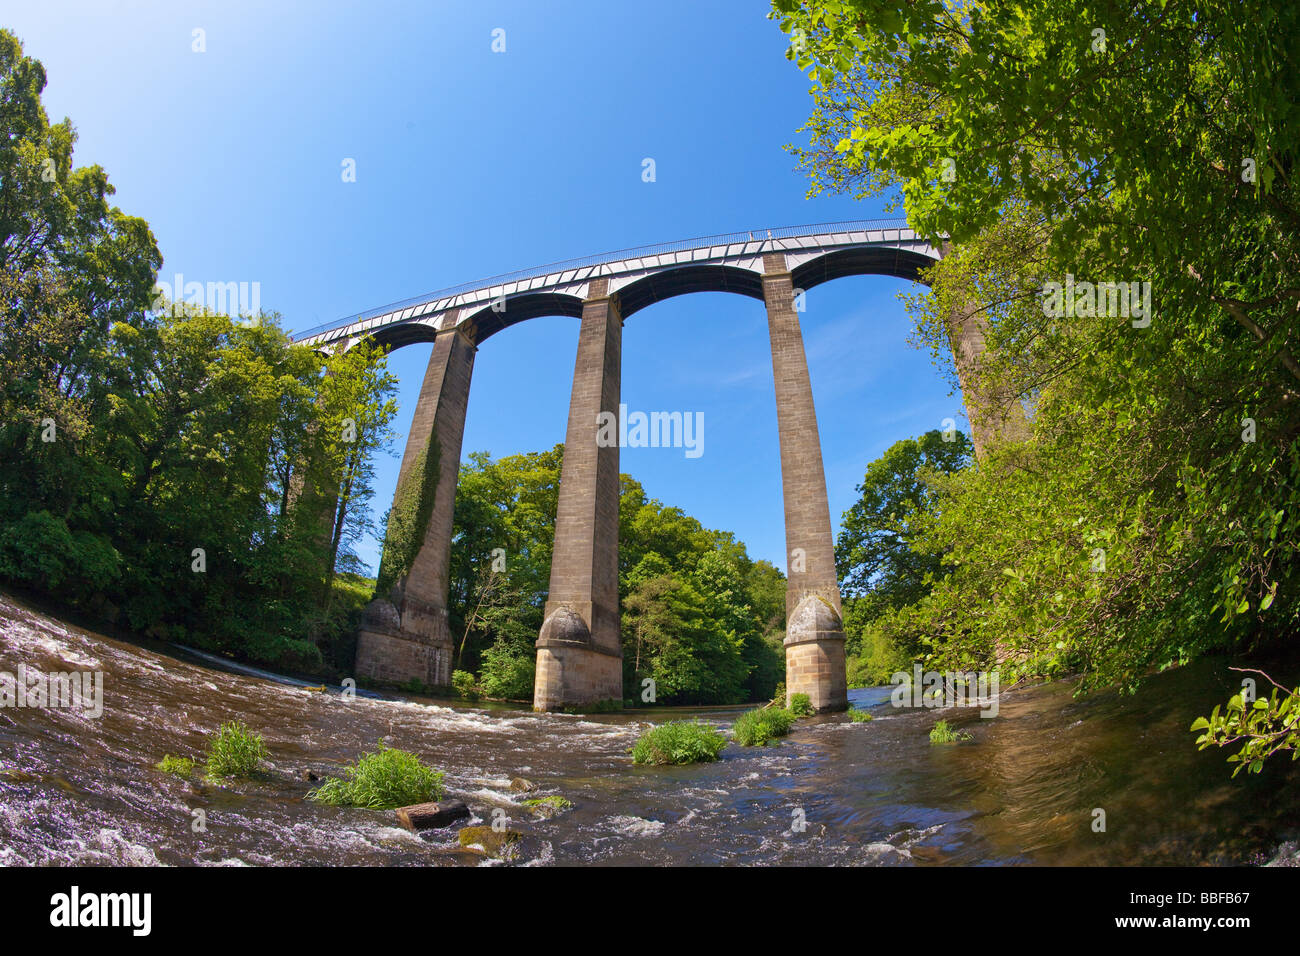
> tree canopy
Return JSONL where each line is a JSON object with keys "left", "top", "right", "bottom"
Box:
{"left": 774, "top": 0, "right": 1300, "bottom": 768}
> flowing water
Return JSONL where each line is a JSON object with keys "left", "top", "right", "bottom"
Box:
{"left": 2, "top": 591, "right": 1298, "bottom": 867}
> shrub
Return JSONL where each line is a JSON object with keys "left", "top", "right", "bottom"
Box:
{"left": 309, "top": 744, "right": 446, "bottom": 809}
{"left": 156, "top": 754, "right": 195, "bottom": 776}
{"left": 0, "top": 511, "right": 120, "bottom": 597}
{"left": 204, "top": 721, "right": 268, "bottom": 779}
{"left": 929, "top": 719, "right": 972, "bottom": 744}
{"left": 732, "top": 706, "right": 796, "bottom": 746}
{"left": 451, "top": 670, "right": 479, "bottom": 702}
{"left": 788, "top": 693, "right": 814, "bottom": 717}
{"left": 478, "top": 637, "right": 535, "bottom": 700}
{"left": 631, "top": 720, "right": 726, "bottom": 765}
{"left": 847, "top": 707, "right": 874, "bottom": 722}
{"left": 244, "top": 633, "right": 324, "bottom": 674}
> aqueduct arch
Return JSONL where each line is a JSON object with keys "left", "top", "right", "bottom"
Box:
{"left": 293, "top": 220, "right": 1020, "bottom": 712}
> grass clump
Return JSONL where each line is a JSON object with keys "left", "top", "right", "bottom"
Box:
{"left": 631, "top": 720, "right": 727, "bottom": 765}
{"left": 929, "top": 719, "right": 972, "bottom": 744}
{"left": 156, "top": 754, "right": 196, "bottom": 777}
{"left": 733, "top": 706, "right": 796, "bottom": 746}
{"left": 769, "top": 682, "right": 787, "bottom": 708}
{"left": 204, "top": 721, "right": 268, "bottom": 779}
{"left": 847, "top": 707, "right": 874, "bottom": 722}
{"left": 309, "top": 743, "right": 446, "bottom": 809}
{"left": 788, "top": 693, "right": 815, "bottom": 717}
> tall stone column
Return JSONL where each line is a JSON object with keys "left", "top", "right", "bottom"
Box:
{"left": 356, "top": 314, "right": 474, "bottom": 689}
{"left": 763, "top": 252, "right": 847, "bottom": 713}
{"left": 534, "top": 279, "right": 623, "bottom": 711}
{"left": 939, "top": 241, "right": 1029, "bottom": 459}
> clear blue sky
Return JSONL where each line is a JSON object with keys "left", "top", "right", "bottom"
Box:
{"left": 9, "top": 1, "right": 966, "bottom": 574}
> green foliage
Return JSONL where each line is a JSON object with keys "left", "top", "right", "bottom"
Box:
{"left": 478, "top": 636, "right": 535, "bottom": 700}
{"left": 788, "top": 693, "right": 814, "bottom": 717}
{"left": 204, "top": 721, "right": 268, "bottom": 779}
{"left": 929, "top": 720, "right": 971, "bottom": 745}
{"left": 309, "top": 744, "right": 446, "bottom": 809}
{"left": 732, "top": 706, "right": 796, "bottom": 746}
{"left": 444, "top": 448, "right": 786, "bottom": 706}
{"left": 844, "top": 609, "right": 910, "bottom": 688}
{"left": 622, "top": 571, "right": 749, "bottom": 705}
{"left": 155, "top": 754, "right": 195, "bottom": 777}
{"left": 630, "top": 720, "right": 727, "bottom": 765}
{"left": 1192, "top": 673, "right": 1300, "bottom": 776}
{"left": 0, "top": 511, "right": 120, "bottom": 596}
{"left": 451, "top": 670, "right": 479, "bottom": 702}
{"left": 375, "top": 437, "right": 438, "bottom": 596}
{"left": 776, "top": 0, "right": 1300, "bottom": 773}
{"left": 0, "top": 33, "right": 399, "bottom": 678}
{"left": 619, "top": 480, "right": 787, "bottom": 704}
{"left": 837, "top": 431, "right": 971, "bottom": 686}
{"left": 847, "top": 707, "right": 873, "bottom": 723}
{"left": 837, "top": 429, "right": 973, "bottom": 605}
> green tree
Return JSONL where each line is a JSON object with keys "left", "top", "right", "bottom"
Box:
{"left": 837, "top": 429, "right": 973, "bottom": 608}
{"left": 773, "top": 1, "right": 1300, "bottom": 756}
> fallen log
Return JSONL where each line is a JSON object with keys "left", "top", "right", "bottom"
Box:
{"left": 395, "top": 798, "right": 470, "bottom": 831}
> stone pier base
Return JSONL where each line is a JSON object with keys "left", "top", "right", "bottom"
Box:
{"left": 355, "top": 629, "right": 452, "bottom": 689}
{"left": 534, "top": 642, "right": 623, "bottom": 712}
{"left": 354, "top": 597, "right": 453, "bottom": 689}
{"left": 783, "top": 592, "right": 848, "bottom": 713}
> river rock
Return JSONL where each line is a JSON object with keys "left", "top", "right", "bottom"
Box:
{"left": 508, "top": 777, "right": 537, "bottom": 793}
{"left": 457, "top": 824, "right": 524, "bottom": 860}
{"left": 396, "top": 798, "right": 470, "bottom": 831}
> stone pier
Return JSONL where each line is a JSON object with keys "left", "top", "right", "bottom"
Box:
{"left": 762, "top": 253, "right": 848, "bottom": 713}
{"left": 939, "top": 242, "right": 1029, "bottom": 459}
{"left": 355, "top": 316, "right": 475, "bottom": 689}
{"left": 533, "top": 280, "right": 624, "bottom": 711}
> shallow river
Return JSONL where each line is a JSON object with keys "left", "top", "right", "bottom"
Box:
{"left": 2, "top": 592, "right": 1298, "bottom": 866}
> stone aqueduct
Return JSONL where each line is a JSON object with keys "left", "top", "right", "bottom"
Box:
{"left": 294, "top": 219, "right": 1003, "bottom": 713}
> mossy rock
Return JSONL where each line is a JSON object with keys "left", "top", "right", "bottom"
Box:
{"left": 458, "top": 825, "right": 523, "bottom": 860}
{"left": 522, "top": 795, "right": 573, "bottom": 818}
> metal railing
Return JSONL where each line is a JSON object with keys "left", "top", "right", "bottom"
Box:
{"left": 293, "top": 217, "right": 913, "bottom": 342}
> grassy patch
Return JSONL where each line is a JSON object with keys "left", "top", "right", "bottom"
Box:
{"left": 631, "top": 720, "right": 726, "bottom": 765}
{"left": 309, "top": 744, "right": 446, "bottom": 809}
{"left": 732, "top": 706, "right": 796, "bottom": 746}
{"left": 156, "top": 754, "right": 196, "bottom": 776}
{"left": 204, "top": 721, "right": 268, "bottom": 779}
{"left": 929, "top": 719, "right": 972, "bottom": 744}
{"left": 847, "top": 707, "right": 874, "bottom": 722}
{"left": 788, "top": 693, "right": 815, "bottom": 717}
